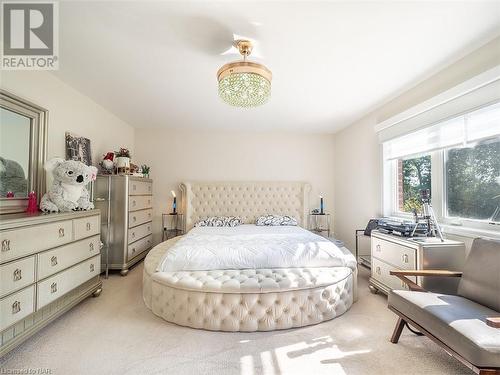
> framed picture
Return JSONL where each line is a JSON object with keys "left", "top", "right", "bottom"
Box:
{"left": 65, "top": 132, "right": 92, "bottom": 165}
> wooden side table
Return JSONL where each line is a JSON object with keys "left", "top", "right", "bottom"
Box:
{"left": 162, "top": 213, "right": 184, "bottom": 241}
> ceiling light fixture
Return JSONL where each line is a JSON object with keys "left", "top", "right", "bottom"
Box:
{"left": 217, "top": 40, "right": 272, "bottom": 107}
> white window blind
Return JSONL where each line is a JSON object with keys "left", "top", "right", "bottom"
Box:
{"left": 383, "top": 101, "right": 500, "bottom": 160}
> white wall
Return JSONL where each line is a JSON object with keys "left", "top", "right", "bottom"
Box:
{"left": 334, "top": 37, "right": 500, "bottom": 252}
{"left": 1, "top": 71, "right": 135, "bottom": 166}
{"left": 135, "top": 129, "right": 335, "bottom": 244}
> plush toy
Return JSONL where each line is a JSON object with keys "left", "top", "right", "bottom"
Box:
{"left": 40, "top": 158, "right": 98, "bottom": 213}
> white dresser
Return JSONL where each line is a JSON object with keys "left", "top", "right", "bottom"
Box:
{"left": 370, "top": 230, "right": 465, "bottom": 295}
{"left": 0, "top": 210, "right": 102, "bottom": 357}
{"left": 94, "top": 175, "right": 153, "bottom": 276}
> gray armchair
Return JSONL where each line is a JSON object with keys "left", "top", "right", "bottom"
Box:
{"left": 388, "top": 238, "right": 500, "bottom": 375}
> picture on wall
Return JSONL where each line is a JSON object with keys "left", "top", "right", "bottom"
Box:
{"left": 65, "top": 132, "right": 92, "bottom": 165}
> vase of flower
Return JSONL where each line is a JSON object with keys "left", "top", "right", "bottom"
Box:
{"left": 115, "top": 148, "right": 131, "bottom": 174}
{"left": 141, "top": 164, "right": 151, "bottom": 178}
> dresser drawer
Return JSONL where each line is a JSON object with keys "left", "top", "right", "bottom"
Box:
{"left": 128, "top": 196, "right": 152, "bottom": 212}
{"left": 37, "top": 255, "right": 100, "bottom": 309}
{"left": 372, "top": 258, "right": 416, "bottom": 291}
{"left": 129, "top": 209, "right": 152, "bottom": 228}
{"left": 0, "top": 220, "right": 73, "bottom": 263}
{"left": 73, "top": 215, "right": 100, "bottom": 241}
{"left": 38, "top": 235, "right": 101, "bottom": 280}
{"left": 0, "top": 256, "right": 36, "bottom": 298}
{"left": 129, "top": 180, "right": 152, "bottom": 196}
{"left": 0, "top": 285, "right": 35, "bottom": 331}
{"left": 127, "top": 235, "right": 152, "bottom": 261}
{"left": 372, "top": 237, "right": 416, "bottom": 270}
{"left": 128, "top": 222, "right": 152, "bottom": 244}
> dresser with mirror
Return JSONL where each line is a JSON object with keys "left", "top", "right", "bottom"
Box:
{"left": 0, "top": 90, "right": 102, "bottom": 357}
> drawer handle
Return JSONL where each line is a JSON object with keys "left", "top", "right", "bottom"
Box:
{"left": 12, "top": 301, "right": 21, "bottom": 314}
{"left": 133, "top": 216, "right": 137, "bottom": 222}
{"left": 132, "top": 200, "right": 137, "bottom": 206}
{"left": 133, "top": 185, "right": 137, "bottom": 191}
{"left": 13, "top": 269, "right": 22, "bottom": 282}
{"left": 132, "top": 248, "right": 136, "bottom": 254}
{"left": 132, "top": 232, "right": 135, "bottom": 238}
{"left": 147, "top": 226, "right": 151, "bottom": 231}
{"left": 2, "top": 239, "right": 11, "bottom": 252}
{"left": 147, "top": 240, "right": 151, "bottom": 245}
{"left": 58, "top": 228, "right": 65, "bottom": 237}
{"left": 148, "top": 213, "right": 151, "bottom": 218}
{"left": 402, "top": 254, "right": 409, "bottom": 263}
{"left": 89, "top": 242, "right": 94, "bottom": 251}
{"left": 90, "top": 263, "right": 95, "bottom": 272}
{"left": 86, "top": 222, "right": 91, "bottom": 231}
{"left": 376, "top": 266, "right": 381, "bottom": 275}
{"left": 51, "top": 256, "right": 58, "bottom": 266}
{"left": 148, "top": 186, "right": 151, "bottom": 191}
{"left": 148, "top": 200, "right": 151, "bottom": 205}
{"left": 375, "top": 244, "right": 381, "bottom": 252}
{"left": 51, "top": 282, "right": 57, "bottom": 293}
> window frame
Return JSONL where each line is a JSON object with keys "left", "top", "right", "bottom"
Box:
{"left": 383, "top": 146, "right": 500, "bottom": 236}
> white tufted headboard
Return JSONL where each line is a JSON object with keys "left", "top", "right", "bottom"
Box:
{"left": 180, "top": 181, "right": 311, "bottom": 231}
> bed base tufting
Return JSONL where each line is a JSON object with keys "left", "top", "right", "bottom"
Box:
{"left": 143, "top": 239, "right": 356, "bottom": 332}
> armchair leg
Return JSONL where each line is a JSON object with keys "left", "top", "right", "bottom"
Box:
{"left": 391, "top": 317, "right": 406, "bottom": 343}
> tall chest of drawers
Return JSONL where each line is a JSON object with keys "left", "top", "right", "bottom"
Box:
{"left": 0, "top": 210, "right": 102, "bottom": 357}
{"left": 369, "top": 230, "right": 465, "bottom": 295}
{"left": 94, "top": 175, "right": 153, "bottom": 276}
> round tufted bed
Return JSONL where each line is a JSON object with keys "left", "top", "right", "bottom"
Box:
{"left": 143, "top": 181, "right": 357, "bottom": 332}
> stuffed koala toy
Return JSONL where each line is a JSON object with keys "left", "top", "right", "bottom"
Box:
{"left": 40, "top": 158, "right": 98, "bottom": 213}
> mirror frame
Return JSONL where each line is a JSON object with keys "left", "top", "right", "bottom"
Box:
{"left": 0, "top": 89, "right": 48, "bottom": 214}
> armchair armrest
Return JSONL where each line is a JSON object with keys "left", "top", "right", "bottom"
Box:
{"left": 486, "top": 317, "right": 500, "bottom": 328}
{"left": 390, "top": 270, "right": 463, "bottom": 277}
{"left": 389, "top": 270, "right": 462, "bottom": 292}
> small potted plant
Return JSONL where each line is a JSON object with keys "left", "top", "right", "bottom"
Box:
{"left": 114, "top": 148, "right": 131, "bottom": 172}
{"left": 141, "top": 164, "right": 151, "bottom": 178}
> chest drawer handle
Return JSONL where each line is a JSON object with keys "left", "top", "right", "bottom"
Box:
{"left": 51, "top": 282, "right": 58, "bottom": 293}
{"left": 90, "top": 263, "right": 95, "bottom": 272}
{"left": 51, "top": 256, "right": 58, "bottom": 266}
{"left": 148, "top": 186, "right": 151, "bottom": 192}
{"left": 131, "top": 232, "right": 135, "bottom": 238}
{"left": 86, "top": 222, "right": 91, "bottom": 231}
{"left": 133, "top": 216, "right": 137, "bottom": 222}
{"left": 58, "top": 228, "right": 65, "bottom": 238}
{"left": 376, "top": 266, "right": 381, "bottom": 275}
{"left": 375, "top": 244, "right": 381, "bottom": 252}
{"left": 12, "top": 301, "right": 21, "bottom": 314}
{"left": 148, "top": 213, "right": 151, "bottom": 218}
{"left": 13, "top": 269, "right": 22, "bottom": 281}
{"left": 2, "top": 239, "right": 11, "bottom": 252}
{"left": 132, "top": 200, "right": 137, "bottom": 207}
{"left": 89, "top": 242, "right": 94, "bottom": 251}
{"left": 133, "top": 185, "right": 137, "bottom": 191}
{"left": 148, "top": 199, "right": 151, "bottom": 205}
{"left": 147, "top": 226, "right": 151, "bottom": 231}
{"left": 132, "top": 248, "right": 136, "bottom": 254}
{"left": 402, "top": 254, "right": 409, "bottom": 263}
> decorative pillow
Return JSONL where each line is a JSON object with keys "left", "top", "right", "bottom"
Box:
{"left": 194, "top": 216, "right": 242, "bottom": 227}
{"left": 255, "top": 215, "right": 298, "bottom": 226}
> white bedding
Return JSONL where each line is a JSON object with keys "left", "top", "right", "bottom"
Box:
{"left": 157, "top": 224, "right": 356, "bottom": 272}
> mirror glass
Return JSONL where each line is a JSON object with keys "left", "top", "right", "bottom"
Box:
{"left": 0, "top": 107, "right": 31, "bottom": 198}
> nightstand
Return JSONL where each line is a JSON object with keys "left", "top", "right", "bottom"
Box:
{"left": 162, "top": 213, "right": 184, "bottom": 241}
{"left": 369, "top": 230, "right": 465, "bottom": 295}
{"left": 308, "top": 213, "right": 331, "bottom": 237}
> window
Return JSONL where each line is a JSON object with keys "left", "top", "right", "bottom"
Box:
{"left": 446, "top": 138, "right": 500, "bottom": 222}
{"left": 398, "top": 155, "right": 431, "bottom": 213}
{"left": 382, "top": 101, "right": 500, "bottom": 234}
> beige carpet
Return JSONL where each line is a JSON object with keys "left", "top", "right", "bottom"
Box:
{"left": 1, "top": 263, "right": 473, "bottom": 375}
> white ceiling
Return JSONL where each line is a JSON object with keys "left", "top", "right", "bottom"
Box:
{"left": 54, "top": 1, "right": 500, "bottom": 133}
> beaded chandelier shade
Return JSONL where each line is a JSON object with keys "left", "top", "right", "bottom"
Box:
{"left": 217, "top": 40, "right": 272, "bottom": 107}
